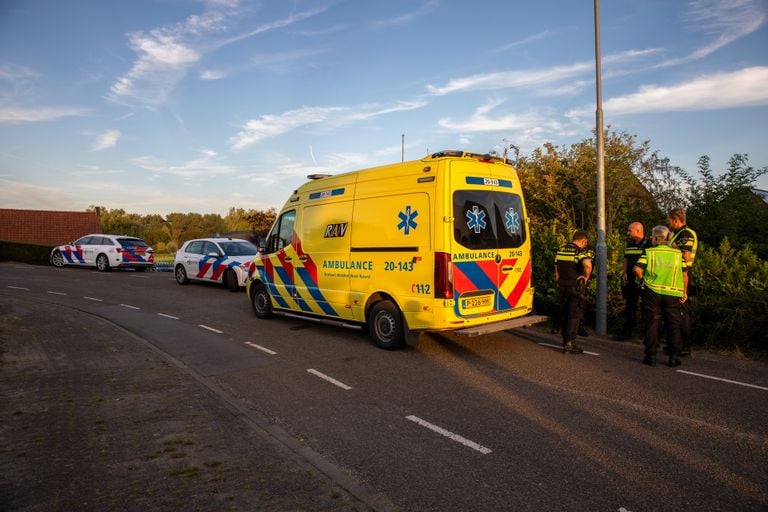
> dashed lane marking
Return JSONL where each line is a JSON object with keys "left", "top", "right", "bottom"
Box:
{"left": 199, "top": 324, "right": 223, "bottom": 334}
{"left": 245, "top": 342, "right": 277, "bottom": 355}
{"left": 7, "top": 286, "right": 29, "bottom": 290}
{"left": 47, "top": 291, "right": 66, "bottom": 296}
{"left": 307, "top": 369, "right": 352, "bottom": 390}
{"left": 119, "top": 303, "right": 140, "bottom": 310}
{"left": 537, "top": 342, "right": 600, "bottom": 356}
{"left": 157, "top": 313, "right": 179, "bottom": 320}
{"left": 406, "top": 415, "right": 492, "bottom": 455}
{"left": 83, "top": 296, "right": 103, "bottom": 301}
{"left": 677, "top": 370, "right": 768, "bottom": 391}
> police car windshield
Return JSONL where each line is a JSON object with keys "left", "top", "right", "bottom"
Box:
{"left": 453, "top": 190, "right": 526, "bottom": 250}
{"left": 220, "top": 241, "right": 258, "bottom": 256}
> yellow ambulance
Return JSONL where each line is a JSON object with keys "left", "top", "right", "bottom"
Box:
{"left": 245, "top": 150, "right": 545, "bottom": 349}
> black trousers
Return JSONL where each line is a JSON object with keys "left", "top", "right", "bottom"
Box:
{"left": 621, "top": 284, "right": 642, "bottom": 337}
{"left": 559, "top": 285, "right": 584, "bottom": 345}
{"left": 642, "top": 289, "right": 682, "bottom": 358}
{"left": 680, "top": 300, "right": 691, "bottom": 350}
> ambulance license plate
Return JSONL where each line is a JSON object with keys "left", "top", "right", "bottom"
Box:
{"left": 462, "top": 296, "right": 491, "bottom": 309}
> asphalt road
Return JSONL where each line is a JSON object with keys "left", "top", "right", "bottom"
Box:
{"left": 1, "top": 262, "right": 767, "bottom": 511}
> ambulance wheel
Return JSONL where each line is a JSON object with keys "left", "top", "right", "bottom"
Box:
{"left": 251, "top": 283, "right": 274, "bottom": 319}
{"left": 369, "top": 300, "right": 405, "bottom": 350}
{"left": 175, "top": 265, "right": 189, "bottom": 285}
{"left": 96, "top": 254, "right": 111, "bottom": 272}
{"left": 51, "top": 251, "right": 65, "bottom": 268}
{"left": 224, "top": 269, "right": 239, "bottom": 292}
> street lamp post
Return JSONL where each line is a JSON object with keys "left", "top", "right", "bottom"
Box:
{"left": 594, "top": 0, "right": 607, "bottom": 335}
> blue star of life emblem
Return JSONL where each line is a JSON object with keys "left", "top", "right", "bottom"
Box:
{"left": 505, "top": 208, "right": 520, "bottom": 233}
{"left": 397, "top": 205, "right": 418, "bottom": 235}
{"left": 466, "top": 205, "right": 487, "bottom": 233}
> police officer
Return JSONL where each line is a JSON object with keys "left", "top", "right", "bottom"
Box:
{"left": 555, "top": 230, "right": 594, "bottom": 354}
{"left": 667, "top": 207, "right": 698, "bottom": 356}
{"left": 617, "top": 222, "right": 650, "bottom": 340}
{"left": 634, "top": 225, "right": 689, "bottom": 367}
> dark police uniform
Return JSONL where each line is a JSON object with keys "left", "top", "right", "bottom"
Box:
{"left": 621, "top": 237, "right": 650, "bottom": 339}
{"left": 670, "top": 224, "right": 698, "bottom": 354}
{"left": 555, "top": 241, "right": 594, "bottom": 352}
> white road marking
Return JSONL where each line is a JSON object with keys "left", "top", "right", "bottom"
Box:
{"left": 157, "top": 313, "right": 179, "bottom": 320}
{"left": 119, "top": 303, "right": 140, "bottom": 310}
{"left": 47, "top": 291, "right": 66, "bottom": 296}
{"left": 199, "top": 324, "right": 223, "bottom": 334}
{"left": 538, "top": 342, "right": 600, "bottom": 356}
{"left": 307, "top": 369, "right": 352, "bottom": 390}
{"left": 7, "top": 286, "right": 29, "bottom": 290}
{"left": 245, "top": 342, "right": 276, "bottom": 355}
{"left": 406, "top": 415, "right": 492, "bottom": 455}
{"left": 677, "top": 370, "right": 768, "bottom": 391}
{"left": 83, "top": 296, "right": 103, "bottom": 301}
{"left": 131, "top": 275, "right": 149, "bottom": 279}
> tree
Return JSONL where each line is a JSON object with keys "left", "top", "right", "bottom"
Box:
{"left": 680, "top": 154, "right": 768, "bottom": 259}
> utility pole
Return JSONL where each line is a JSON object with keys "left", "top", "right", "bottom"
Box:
{"left": 594, "top": 0, "right": 607, "bottom": 335}
{"left": 401, "top": 134, "right": 405, "bottom": 162}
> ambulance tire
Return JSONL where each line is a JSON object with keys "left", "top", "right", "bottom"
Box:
{"left": 175, "top": 265, "right": 189, "bottom": 285}
{"left": 369, "top": 300, "right": 405, "bottom": 350}
{"left": 251, "top": 283, "right": 274, "bottom": 319}
{"left": 224, "top": 269, "right": 239, "bottom": 292}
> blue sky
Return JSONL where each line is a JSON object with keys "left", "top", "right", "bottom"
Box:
{"left": 1, "top": 0, "right": 766, "bottom": 215}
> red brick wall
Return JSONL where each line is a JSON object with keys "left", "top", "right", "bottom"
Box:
{"left": 0, "top": 209, "right": 101, "bottom": 245}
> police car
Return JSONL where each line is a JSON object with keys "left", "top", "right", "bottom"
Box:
{"left": 174, "top": 238, "right": 258, "bottom": 291}
{"left": 50, "top": 234, "right": 155, "bottom": 272}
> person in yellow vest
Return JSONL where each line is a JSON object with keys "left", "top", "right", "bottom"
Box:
{"left": 616, "top": 221, "right": 650, "bottom": 340}
{"left": 555, "top": 230, "right": 594, "bottom": 354}
{"left": 634, "top": 225, "right": 689, "bottom": 367}
{"left": 667, "top": 207, "right": 698, "bottom": 356}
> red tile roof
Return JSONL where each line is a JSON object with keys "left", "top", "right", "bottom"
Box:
{"left": 0, "top": 209, "right": 101, "bottom": 246}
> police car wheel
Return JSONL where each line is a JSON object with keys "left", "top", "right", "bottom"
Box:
{"left": 369, "top": 300, "right": 404, "bottom": 350}
{"left": 251, "top": 283, "right": 274, "bottom": 319}
{"left": 96, "top": 254, "right": 111, "bottom": 272}
{"left": 175, "top": 265, "right": 189, "bottom": 285}
{"left": 224, "top": 269, "right": 239, "bottom": 292}
{"left": 51, "top": 251, "right": 65, "bottom": 267}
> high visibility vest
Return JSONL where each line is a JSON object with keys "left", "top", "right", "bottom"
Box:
{"left": 635, "top": 244, "right": 687, "bottom": 297}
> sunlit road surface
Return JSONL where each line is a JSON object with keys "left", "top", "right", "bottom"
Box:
{"left": 2, "top": 262, "right": 766, "bottom": 511}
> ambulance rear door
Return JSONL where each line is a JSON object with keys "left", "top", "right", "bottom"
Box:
{"left": 449, "top": 162, "right": 529, "bottom": 318}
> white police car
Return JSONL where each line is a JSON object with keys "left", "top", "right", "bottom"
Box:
{"left": 174, "top": 238, "right": 258, "bottom": 291}
{"left": 50, "top": 234, "right": 155, "bottom": 272}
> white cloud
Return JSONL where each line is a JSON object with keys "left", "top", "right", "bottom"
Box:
{"left": 229, "top": 99, "right": 427, "bottom": 150}
{"left": 680, "top": 0, "right": 765, "bottom": 61}
{"left": 91, "top": 129, "right": 121, "bottom": 151}
{"left": 229, "top": 106, "right": 347, "bottom": 151}
{"left": 0, "top": 106, "right": 89, "bottom": 123}
{"left": 495, "top": 30, "right": 552, "bottom": 52}
{"left": 108, "top": 4, "right": 327, "bottom": 106}
{"left": 132, "top": 148, "right": 237, "bottom": 177}
{"left": 426, "top": 49, "right": 659, "bottom": 96}
{"left": 370, "top": 0, "right": 440, "bottom": 28}
{"left": 0, "top": 178, "right": 80, "bottom": 210}
{"left": 568, "top": 66, "right": 768, "bottom": 118}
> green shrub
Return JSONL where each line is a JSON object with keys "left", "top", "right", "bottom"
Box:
{"left": 0, "top": 241, "right": 53, "bottom": 265}
{"left": 688, "top": 239, "right": 768, "bottom": 355}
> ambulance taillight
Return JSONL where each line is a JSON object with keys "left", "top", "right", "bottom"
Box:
{"left": 434, "top": 252, "right": 453, "bottom": 299}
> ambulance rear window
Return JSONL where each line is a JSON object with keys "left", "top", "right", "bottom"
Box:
{"left": 453, "top": 190, "right": 526, "bottom": 249}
